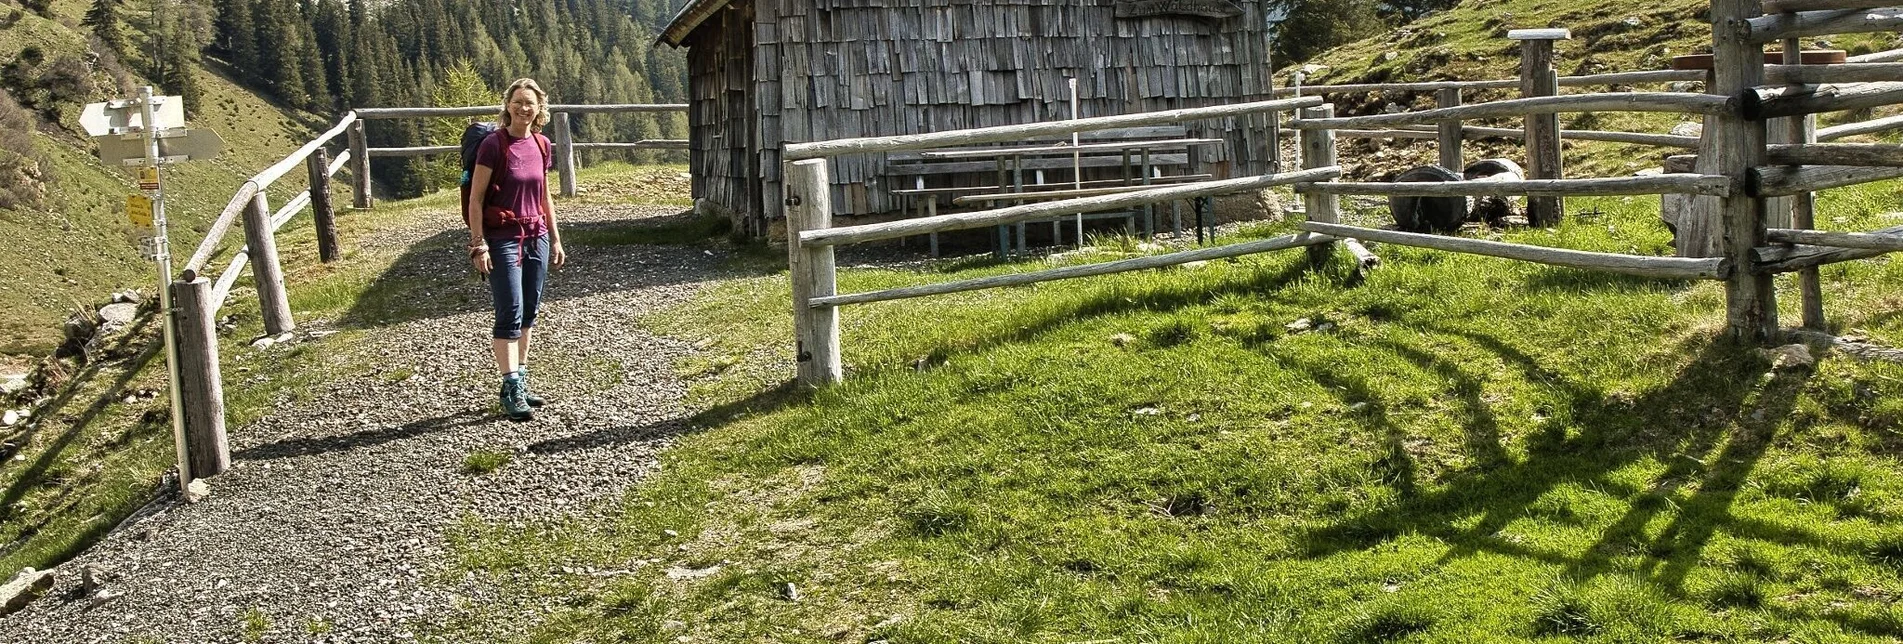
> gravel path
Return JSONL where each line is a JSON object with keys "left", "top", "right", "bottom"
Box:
{"left": 0, "top": 204, "right": 732, "bottom": 643}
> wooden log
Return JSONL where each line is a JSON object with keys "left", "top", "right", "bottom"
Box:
{"left": 1299, "top": 221, "right": 1731, "bottom": 279}
{"left": 1748, "top": 6, "right": 1903, "bottom": 43}
{"left": 570, "top": 140, "right": 691, "bottom": 150}
{"left": 1334, "top": 129, "right": 1441, "bottom": 140}
{"left": 308, "top": 149, "right": 339, "bottom": 263}
{"left": 1437, "top": 88, "right": 1463, "bottom": 171}
{"left": 182, "top": 181, "right": 261, "bottom": 279}
{"left": 1522, "top": 37, "right": 1565, "bottom": 226}
{"left": 1762, "top": 142, "right": 1903, "bottom": 165}
{"left": 811, "top": 232, "right": 1336, "bottom": 308}
{"left": 1716, "top": 0, "right": 1780, "bottom": 341}
{"left": 268, "top": 192, "right": 312, "bottom": 231}
{"left": 1743, "top": 82, "right": 1903, "bottom": 120}
{"left": 1296, "top": 175, "right": 1735, "bottom": 197}
{"left": 328, "top": 149, "right": 350, "bottom": 175}
{"left": 1785, "top": 35, "right": 1826, "bottom": 330}
{"left": 1766, "top": 62, "right": 1903, "bottom": 84}
{"left": 1754, "top": 239, "right": 1897, "bottom": 271}
{"left": 1398, "top": 124, "right": 1701, "bottom": 148}
{"left": 367, "top": 145, "right": 460, "bottom": 157}
{"left": 1268, "top": 70, "right": 1707, "bottom": 96}
{"left": 354, "top": 104, "right": 688, "bottom": 118}
{"left": 1849, "top": 48, "right": 1903, "bottom": 62}
{"left": 1767, "top": 226, "right": 1903, "bottom": 249}
{"left": 783, "top": 96, "right": 1322, "bottom": 160}
{"left": 169, "top": 277, "right": 228, "bottom": 481}
{"left": 785, "top": 159, "right": 840, "bottom": 386}
{"left": 347, "top": 119, "right": 371, "bottom": 209}
{"left": 1674, "top": 49, "right": 1848, "bottom": 68}
{"left": 1344, "top": 238, "right": 1381, "bottom": 272}
{"left": 1765, "top": 0, "right": 1900, "bottom": 11}
{"left": 210, "top": 248, "right": 248, "bottom": 309}
{"left": 1817, "top": 113, "right": 1903, "bottom": 139}
{"left": 242, "top": 192, "right": 294, "bottom": 335}
{"left": 254, "top": 113, "right": 356, "bottom": 189}
{"left": 1747, "top": 164, "right": 1903, "bottom": 195}
{"left": 801, "top": 167, "right": 1341, "bottom": 248}
{"left": 1301, "top": 105, "right": 1342, "bottom": 266}
{"left": 552, "top": 112, "right": 577, "bottom": 198}
{"left": 1289, "top": 93, "right": 1736, "bottom": 130}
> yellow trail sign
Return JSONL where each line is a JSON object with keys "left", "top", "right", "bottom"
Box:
{"left": 127, "top": 194, "right": 154, "bottom": 228}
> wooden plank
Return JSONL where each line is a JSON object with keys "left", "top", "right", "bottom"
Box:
{"left": 1298, "top": 175, "right": 1735, "bottom": 197}
{"left": 1300, "top": 222, "right": 1730, "bottom": 280}
{"left": 812, "top": 232, "right": 1333, "bottom": 308}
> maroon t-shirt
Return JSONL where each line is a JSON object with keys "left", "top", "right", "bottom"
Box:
{"left": 475, "top": 130, "right": 552, "bottom": 241}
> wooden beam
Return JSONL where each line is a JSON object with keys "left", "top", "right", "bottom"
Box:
{"left": 1817, "top": 113, "right": 1903, "bottom": 140}
{"left": 1298, "top": 221, "right": 1730, "bottom": 279}
{"left": 570, "top": 140, "right": 690, "bottom": 150}
{"left": 1747, "top": 164, "right": 1903, "bottom": 195}
{"left": 1744, "top": 82, "right": 1903, "bottom": 119}
{"left": 1394, "top": 124, "right": 1701, "bottom": 148}
{"left": 1765, "top": 0, "right": 1900, "bottom": 11}
{"left": 182, "top": 181, "right": 261, "bottom": 279}
{"left": 1766, "top": 62, "right": 1903, "bottom": 84}
{"left": 170, "top": 277, "right": 228, "bottom": 481}
{"left": 783, "top": 96, "right": 1323, "bottom": 160}
{"left": 241, "top": 192, "right": 293, "bottom": 335}
{"left": 1270, "top": 70, "right": 1707, "bottom": 96}
{"left": 1289, "top": 93, "right": 1736, "bottom": 130}
{"left": 1764, "top": 142, "right": 1903, "bottom": 165}
{"left": 1716, "top": 0, "right": 1780, "bottom": 341}
{"left": 1436, "top": 88, "right": 1463, "bottom": 170}
{"left": 347, "top": 119, "right": 370, "bottom": 209}
{"left": 1767, "top": 226, "right": 1903, "bottom": 249}
{"left": 253, "top": 113, "right": 357, "bottom": 189}
{"left": 1748, "top": 6, "right": 1903, "bottom": 43}
{"left": 1296, "top": 175, "right": 1734, "bottom": 197}
{"left": 811, "top": 233, "right": 1335, "bottom": 308}
{"left": 353, "top": 104, "right": 687, "bottom": 119}
{"left": 1301, "top": 105, "right": 1341, "bottom": 266}
{"left": 785, "top": 159, "right": 841, "bottom": 386}
{"left": 367, "top": 145, "right": 459, "bottom": 157}
{"left": 800, "top": 167, "right": 1341, "bottom": 248}
{"left": 308, "top": 149, "right": 339, "bottom": 263}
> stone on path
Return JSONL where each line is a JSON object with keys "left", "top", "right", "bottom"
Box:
{"left": 0, "top": 568, "right": 56, "bottom": 617}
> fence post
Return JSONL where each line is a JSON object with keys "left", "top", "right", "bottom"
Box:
{"left": 785, "top": 158, "right": 842, "bottom": 386}
{"left": 1783, "top": 36, "right": 1826, "bottom": 330}
{"left": 1712, "top": 0, "right": 1776, "bottom": 341}
{"left": 308, "top": 149, "right": 340, "bottom": 263}
{"left": 1436, "top": 88, "right": 1464, "bottom": 170}
{"left": 170, "top": 277, "right": 229, "bottom": 481}
{"left": 1300, "top": 104, "right": 1340, "bottom": 267}
{"left": 347, "top": 119, "right": 372, "bottom": 209}
{"left": 243, "top": 192, "right": 295, "bottom": 335}
{"left": 1511, "top": 29, "right": 1569, "bottom": 227}
{"left": 553, "top": 111, "right": 578, "bottom": 198}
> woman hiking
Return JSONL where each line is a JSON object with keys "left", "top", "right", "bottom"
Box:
{"left": 466, "top": 78, "right": 565, "bottom": 421}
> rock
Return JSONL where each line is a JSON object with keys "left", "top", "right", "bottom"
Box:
{"left": 1109, "top": 333, "right": 1138, "bottom": 348}
{"left": 1382, "top": 51, "right": 1399, "bottom": 62}
{"left": 1768, "top": 344, "right": 1815, "bottom": 371}
{"left": 185, "top": 479, "right": 211, "bottom": 503}
{"left": 1634, "top": 167, "right": 1665, "bottom": 176}
{"left": 2, "top": 410, "right": 18, "bottom": 427}
{"left": 1669, "top": 122, "right": 1703, "bottom": 138}
{"left": 779, "top": 582, "right": 800, "bottom": 601}
{"left": 1286, "top": 318, "right": 1313, "bottom": 333}
{"left": 63, "top": 315, "right": 96, "bottom": 342}
{"left": 0, "top": 373, "right": 28, "bottom": 396}
{"left": 97, "top": 303, "right": 138, "bottom": 327}
{"left": 661, "top": 620, "right": 688, "bottom": 632}
{"left": 664, "top": 565, "right": 721, "bottom": 580}
{"left": 0, "top": 567, "right": 56, "bottom": 617}
{"left": 81, "top": 564, "right": 108, "bottom": 594}
{"left": 112, "top": 290, "right": 145, "bottom": 304}
{"left": 1623, "top": 16, "right": 1643, "bottom": 27}
{"left": 1300, "top": 63, "right": 1329, "bottom": 75}
{"left": 1668, "top": 81, "right": 1702, "bottom": 93}
{"left": 251, "top": 337, "right": 276, "bottom": 350}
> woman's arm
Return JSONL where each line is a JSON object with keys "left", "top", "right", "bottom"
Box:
{"left": 468, "top": 163, "right": 494, "bottom": 274}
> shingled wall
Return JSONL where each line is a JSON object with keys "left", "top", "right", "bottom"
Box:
{"left": 687, "top": 0, "right": 1275, "bottom": 234}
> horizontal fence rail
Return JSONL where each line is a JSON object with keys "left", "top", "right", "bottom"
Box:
{"left": 1290, "top": 93, "right": 1736, "bottom": 130}
{"left": 352, "top": 104, "right": 688, "bottom": 118}
{"left": 1270, "top": 70, "right": 1707, "bottom": 95}
{"left": 1295, "top": 175, "right": 1736, "bottom": 198}
{"left": 1300, "top": 222, "right": 1731, "bottom": 280}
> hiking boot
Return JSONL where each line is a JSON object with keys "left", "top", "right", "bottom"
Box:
{"left": 499, "top": 374, "right": 533, "bottom": 421}
{"left": 516, "top": 366, "right": 546, "bottom": 408}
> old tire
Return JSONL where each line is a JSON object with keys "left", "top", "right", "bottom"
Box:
{"left": 1388, "top": 165, "right": 1467, "bottom": 233}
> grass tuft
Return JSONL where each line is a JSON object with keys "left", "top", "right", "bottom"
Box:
{"left": 462, "top": 450, "right": 512, "bottom": 475}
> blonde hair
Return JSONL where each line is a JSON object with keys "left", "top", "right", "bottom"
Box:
{"left": 498, "top": 78, "right": 550, "bottom": 130}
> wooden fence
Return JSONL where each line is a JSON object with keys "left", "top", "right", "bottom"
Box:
{"left": 164, "top": 103, "right": 687, "bottom": 486}
{"left": 782, "top": 2, "right": 1903, "bottom": 387}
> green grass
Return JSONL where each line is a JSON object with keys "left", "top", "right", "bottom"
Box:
{"left": 430, "top": 171, "right": 1903, "bottom": 642}
{"left": 463, "top": 450, "right": 513, "bottom": 475}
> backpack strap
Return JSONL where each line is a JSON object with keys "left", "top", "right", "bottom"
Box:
{"left": 535, "top": 133, "right": 551, "bottom": 175}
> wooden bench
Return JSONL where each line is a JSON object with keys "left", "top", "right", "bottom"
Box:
{"left": 886, "top": 126, "right": 1225, "bottom": 256}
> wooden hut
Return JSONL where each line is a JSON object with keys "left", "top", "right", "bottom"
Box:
{"left": 660, "top": 0, "right": 1278, "bottom": 237}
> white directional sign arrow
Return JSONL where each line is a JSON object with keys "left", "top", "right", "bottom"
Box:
{"left": 95, "top": 128, "right": 226, "bottom": 165}
{"left": 79, "top": 96, "right": 186, "bottom": 136}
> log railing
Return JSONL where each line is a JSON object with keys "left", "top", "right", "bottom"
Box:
{"left": 347, "top": 103, "right": 688, "bottom": 205}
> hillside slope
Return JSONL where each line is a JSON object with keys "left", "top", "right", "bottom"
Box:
{"left": 0, "top": 3, "right": 317, "bottom": 357}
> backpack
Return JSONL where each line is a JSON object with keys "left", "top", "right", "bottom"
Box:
{"left": 458, "top": 122, "right": 550, "bottom": 226}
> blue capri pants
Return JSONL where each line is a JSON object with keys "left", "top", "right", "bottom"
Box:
{"left": 487, "top": 234, "right": 548, "bottom": 339}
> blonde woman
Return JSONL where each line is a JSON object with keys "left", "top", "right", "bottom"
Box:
{"left": 466, "top": 78, "right": 566, "bottom": 420}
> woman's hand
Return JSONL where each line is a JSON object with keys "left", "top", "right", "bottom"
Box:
{"left": 550, "top": 240, "right": 566, "bottom": 270}
{"left": 471, "top": 246, "right": 492, "bottom": 275}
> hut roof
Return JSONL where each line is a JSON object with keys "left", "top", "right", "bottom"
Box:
{"left": 658, "top": 0, "right": 731, "bottom": 47}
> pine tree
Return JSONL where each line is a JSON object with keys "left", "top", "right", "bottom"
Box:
{"left": 424, "top": 62, "right": 491, "bottom": 189}
{"left": 213, "top": 0, "right": 259, "bottom": 78}
{"left": 83, "top": 0, "right": 127, "bottom": 54}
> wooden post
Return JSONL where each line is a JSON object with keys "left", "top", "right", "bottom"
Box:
{"left": 553, "top": 111, "right": 577, "bottom": 198}
{"left": 1300, "top": 104, "right": 1340, "bottom": 267}
{"left": 243, "top": 192, "right": 295, "bottom": 335}
{"left": 1785, "top": 36, "right": 1826, "bottom": 329}
{"left": 785, "top": 158, "right": 841, "bottom": 386}
{"left": 170, "top": 277, "right": 229, "bottom": 480}
{"left": 308, "top": 149, "right": 340, "bottom": 263}
{"left": 1436, "top": 88, "right": 1464, "bottom": 170}
{"left": 347, "top": 119, "right": 371, "bottom": 209}
{"left": 1511, "top": 29, "right": 1570, "bottom": 227}
{"left": 1713, "top": 0, "right": 1777, "bottom": 341}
